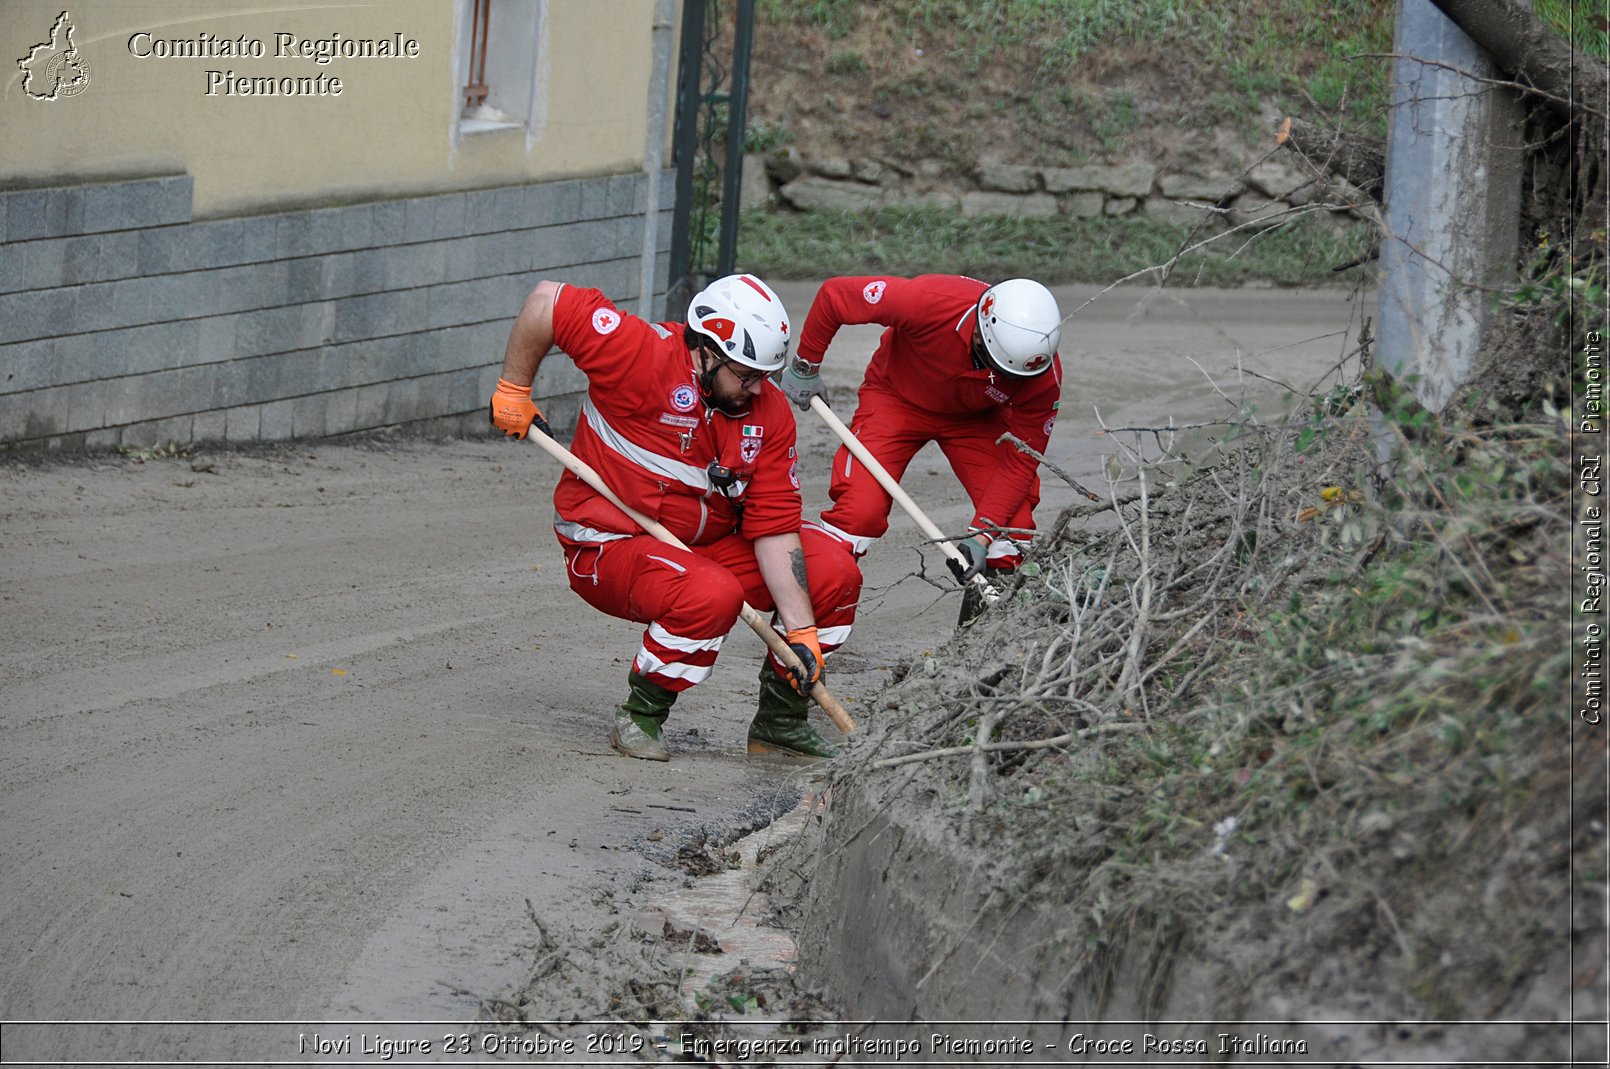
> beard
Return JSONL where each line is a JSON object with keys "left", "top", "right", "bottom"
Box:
{"left": 697, "top": 357, "right": 756, "bottom": 416}
{"left": 705, "top": 387, "right": 753, "bottom": 416}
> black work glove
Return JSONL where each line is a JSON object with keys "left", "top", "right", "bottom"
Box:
{"left": 946, "top": 537, "right": 987, "bottom": 585}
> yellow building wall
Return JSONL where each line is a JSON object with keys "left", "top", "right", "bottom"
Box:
{"left": 2, "top": 0, "right": 668, "bottom": 218}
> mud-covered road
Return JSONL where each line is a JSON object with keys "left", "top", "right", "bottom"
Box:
{"left": 0, "top": 283, "right": 1365, "bottom": 1062}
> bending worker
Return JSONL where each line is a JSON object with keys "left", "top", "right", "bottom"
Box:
{"left": 780, "top": 275, "right": 1064, "bottom": 625}
{"left": 490, "top": 274, "right": 860, "bottom": 762}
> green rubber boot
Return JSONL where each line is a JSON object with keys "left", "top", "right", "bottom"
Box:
{"left": 747, "top": 666, "right": 839, "bottom": 760}
{"left": 609, "top": 670, "right": 675, "bottom": 762}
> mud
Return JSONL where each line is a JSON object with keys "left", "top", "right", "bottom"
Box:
{"left": 0, "top": 282, "right": 1367, "bottom": 1061}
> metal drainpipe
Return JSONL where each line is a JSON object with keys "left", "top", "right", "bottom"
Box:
{"left": 715, "top": 0, "right": 756, "bottom": 278}
{"left": 638, "top": 0, "right": 677, "bottom": 319}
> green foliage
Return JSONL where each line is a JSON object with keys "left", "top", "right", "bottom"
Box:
{"left": 1089, "top": 89, "right": 1137, "bottom": 154}
{"left": 738, "top": 207, "right": 1376, "bottom": 286}
{"left": 824, "top": 47, "right": 867, "bottom": 75}
{"left": 742, "top": 118, "right": 795, "bottom": 154}
{"left": 1535, "top": 0, "right": 1610, "bottom": 59}
{"left": 1511, "top": 243, "right": 1607, "bottom": 341}
{"left": 930, "top": 0, "right": 1204, "bottom": 67}
{"left": 759, "top": 0, "right": 861, "bottom": 38}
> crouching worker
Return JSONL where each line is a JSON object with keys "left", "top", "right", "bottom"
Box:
{"left": 490, "top": 274, "right": 860, "bottom": 761}
{"left": 780, "top": 274, "right": 1064, "bottom": 626}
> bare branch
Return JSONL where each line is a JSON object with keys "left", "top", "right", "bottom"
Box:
{"left": 870, "top": 722, "right": 1146, "bottom": 770}
{"left": 997, "top": 432, "right": 1101, "bottom": 501}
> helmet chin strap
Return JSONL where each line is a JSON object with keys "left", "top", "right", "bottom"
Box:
{"left": 694, "top": 345, "right": 722, "bottom": 401}
{"left": 970, "top": 334, "right": 996, "bottom": 383}
{"left": 694, "top": 346, "right": 752, "bottom": 416}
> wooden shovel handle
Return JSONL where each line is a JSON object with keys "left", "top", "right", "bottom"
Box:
{"left": 809, "top": 396, "right": 998, "bottom": 602}
{"left": 522, "top": 424, "right": 856, "bottom": 735}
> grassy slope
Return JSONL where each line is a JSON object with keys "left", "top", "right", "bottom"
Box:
{"left": 739, "top": 207, "right": 1375, "bottom": 286}
{"left": 739, "top": 0, "right": 1603, "bottom": 285}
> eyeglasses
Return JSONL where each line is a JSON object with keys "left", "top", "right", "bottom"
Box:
{"left": 721, "top": 360, "right": 770, "bottom": 388}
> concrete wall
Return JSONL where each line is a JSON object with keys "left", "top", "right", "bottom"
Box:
{"left": 2, "top": 1, "right": 676, "bottom": 218}
{"left": 0, "top": 170, "right": 674, "bottom": 452}
{"left": 1, "top": 0, "right": 685, "bottom": 452}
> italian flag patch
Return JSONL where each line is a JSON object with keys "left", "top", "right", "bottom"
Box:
{"left": 742, "top": 424, "right": 764, "bottom": 437}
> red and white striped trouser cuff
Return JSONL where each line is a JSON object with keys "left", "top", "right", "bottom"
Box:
{"left": 805, "top": 518, "right": 876, "bottom": 558}
{"left": 633, "top": 621, "right": 725, "bottom": 693}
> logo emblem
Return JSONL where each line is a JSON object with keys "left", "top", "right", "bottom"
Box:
{"left": 592, "top": 308, "right": 620, "bottom": 335}
{"left": 1043, "top": 417, "right": 1056, "bottom": 436}
{"left": 1024, "top": 353, "right": 1050, "bottom": 373}
{"left": 669, "top": 384, "right": 698, "bottom": 413}
{"left": 788, "top": 460, "right": 800, "bottom": 490}
{"left": 740, "top": 437, "right": 762, "bottom": 463}
{"left": 862, "top": 280, "right": 886, "bottom": 304}
{"left": 700, "top": 316, "right": 736, "bottom": 342}
{"left": 18, "top": 12, "right": 90, "bottom": 101}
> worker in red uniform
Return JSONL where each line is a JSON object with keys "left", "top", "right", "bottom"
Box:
{"left": 490, "top": 274, "right": 860, "bottom": 762}
{"left": 779, "top": 275, "right": 1063, "bottom": 625}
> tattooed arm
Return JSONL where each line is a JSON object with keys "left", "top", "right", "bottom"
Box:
{"left": 753, "top": 532, "right": 813, "bottom": 631}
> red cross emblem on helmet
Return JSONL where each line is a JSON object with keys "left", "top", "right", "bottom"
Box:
{"left": 981, "top": 295, "right": 995, "bottom": 317}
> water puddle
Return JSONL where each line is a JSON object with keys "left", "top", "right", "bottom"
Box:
{"left": 644, "top": 788, "right": 823, "bottom": 1009}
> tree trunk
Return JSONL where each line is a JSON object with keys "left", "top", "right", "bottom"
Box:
{"left": 1428, "top": 0, "right": 1609, "bottom": 122}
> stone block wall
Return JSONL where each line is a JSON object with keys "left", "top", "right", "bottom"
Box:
{"left": 745, "top": 149, "right": 1370, "bottom": 232}
{"left": 0, "top": 170, "right": 675, "bottom": 452}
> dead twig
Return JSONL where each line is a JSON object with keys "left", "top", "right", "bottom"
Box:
{"left": 871, "top": 723, "right": 1146, "bottom": 770}
{"left": 997, "top": 432, "right": 1101, "bottom": 501}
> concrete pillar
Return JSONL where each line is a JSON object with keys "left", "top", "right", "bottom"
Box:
{"left": 1376, "top": 0, "right": 1525, "bottom": 413}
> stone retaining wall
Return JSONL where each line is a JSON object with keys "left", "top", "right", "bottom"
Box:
{"left": 0, "top": 170, "right": 674, "bottom": 452}
{"left": 745, "top": 149, "right": 1366, "bottom": 231}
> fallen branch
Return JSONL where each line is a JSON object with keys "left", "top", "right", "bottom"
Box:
{"left": 1358, "top": 51, "right": 1588, "bottom": 117}
{"left": 998, "top": 432, "right": 1101, "bottom": 501}
{"left": 871, "top": 722, "right": 1146, "bottom": 770}
{"left": 1275, "top": 117, "right": 1384, "bottom": 202}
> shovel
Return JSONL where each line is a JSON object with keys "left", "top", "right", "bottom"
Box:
{"left": 808, "top": 396, "right": 1000, "bottom": 605}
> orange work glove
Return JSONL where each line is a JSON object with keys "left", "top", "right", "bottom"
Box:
{"left": 490, "top": 377, "right": 542, "bottom": 439}
{"left": 783, "top": 625, "right": 824, "bottom": 695}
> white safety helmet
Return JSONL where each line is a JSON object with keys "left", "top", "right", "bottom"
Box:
{"left": 975, "top": 278, "right": 1061, "bottom": 377}
{"left": 687, "top": 274, "right": 791, "bottom": 373}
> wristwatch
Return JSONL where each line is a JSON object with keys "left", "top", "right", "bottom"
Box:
{"left": 790, "top": 356, "right": 819, "bottom": 377}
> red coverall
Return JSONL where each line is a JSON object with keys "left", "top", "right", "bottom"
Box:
{"left": 794, "top": 275, "right": 1063, "bottom": 569}
{"left": 548, "top": 285, "right": 860, "bottom": 693}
